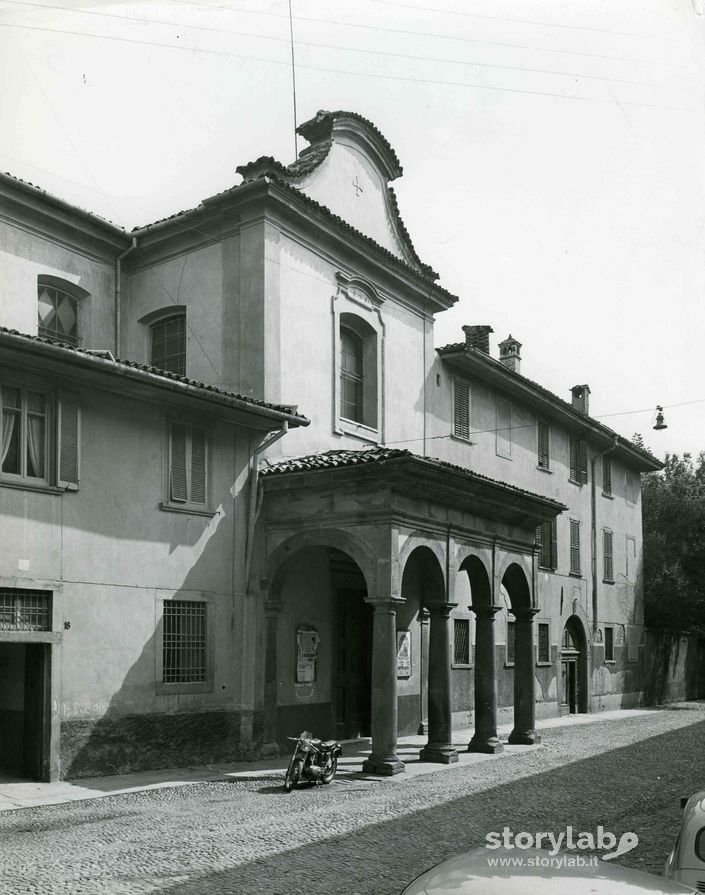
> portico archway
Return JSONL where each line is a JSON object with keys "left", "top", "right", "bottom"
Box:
{"left": 502, "top": 562, "right": 540, "bottom": 745}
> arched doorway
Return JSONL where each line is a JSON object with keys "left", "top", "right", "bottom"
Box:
{"left": 502, "top": 562, "right": 540, "bottom": 745}
{"left": 560, "top": 616, "right": 588, "bottom": 714}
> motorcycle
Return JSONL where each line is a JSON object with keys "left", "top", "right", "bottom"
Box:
{"left": 283, "top": 731, "right": 342, "bottom": 792}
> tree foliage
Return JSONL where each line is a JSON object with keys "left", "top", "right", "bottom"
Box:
{"left": 642, "top": 451, "right": 705, "bottom": 634}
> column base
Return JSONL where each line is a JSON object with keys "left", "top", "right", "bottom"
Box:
{"left": 508, "top": 729, "right": 541, "bottom": 745}
{"left": 261, "top": 741, "right": 281, "bottom": 758}
{"left": 417, "top": 721, "right": 428, "bottom": 735}
{"left": 467, "top": 735, "right": 503, "bottom": 754}
{"left": 419, "top": 743, "right": 458, "bottom": 764}
{"left": 362, "top": 756, "right": 405, "bottom": 776}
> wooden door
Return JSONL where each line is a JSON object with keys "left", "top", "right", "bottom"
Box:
{"left": 335, "top": 589, "right": 371, "bottom": 739}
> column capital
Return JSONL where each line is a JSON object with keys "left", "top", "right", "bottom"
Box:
{"left": 418, "top": 608, "right": 431, "bottom": 622}
{"left": 509, "top": 606, "right": 540, "bottom": 622}
{"left": 365, "top": 596, "right": 405, "bottom": 612}
{"left": 470, "top": 604, "right": 503, "bottom": 619}
{"left": 427, "top": 602, "right": 457, "bottom": 618}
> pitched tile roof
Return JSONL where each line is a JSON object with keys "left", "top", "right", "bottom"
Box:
{"left": 0, "top": 327, "right": 309, "bottom": 423}
{"left": 261, "top": 447, "right": 566, "bottom": 508}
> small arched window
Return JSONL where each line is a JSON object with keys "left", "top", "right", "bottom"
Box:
{"left": 150, "top": 313, "right": 186, "bottom": 376}
{"left": 37, "top": 277, "right": 86, "bottom": 346}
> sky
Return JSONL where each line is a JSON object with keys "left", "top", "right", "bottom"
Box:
{"left": 2, "top": 0, "right": 705, "bottom": 460}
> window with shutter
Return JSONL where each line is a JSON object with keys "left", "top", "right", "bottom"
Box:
{"left": 603, "top": 455, "right": 612, "bottom": 496}
{"left": 570, "top": 436, "right": 588, "bottom": 484}
{"left": 603, "top": 530, "right": 614, "bottom": 582}
{"left": 496, "top": 397, "right": 512, "bottom": 458}
{"left": 453, "top": 378, "right": 471, "bottom": 440}
{"left": 57, "top": 392, "right": 80, "bottom": 490}
{"left": 168, "top": 422, "right": 207, "bottom": 508}
{"left": 538, "top": 623, "right": 550, "bottom": 663}
{"left": 537, "top": 421, "right": 550, "bottom": 469}
{"left": 536, "top": 520, "right": 558, "bottom": 570}
{"left": 570, "top": 519, "right": 581, "bottom": 576}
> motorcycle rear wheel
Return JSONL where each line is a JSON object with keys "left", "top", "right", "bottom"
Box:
{"left": 321, "top": 756, "right": 337, "bottom": 785}
{"left": 284, "top": 758, "right": 303, "bottom": 792}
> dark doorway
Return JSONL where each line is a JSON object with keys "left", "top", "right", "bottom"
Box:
{"left": 560, "top": 617, "right": 587, "bottom": 715}
{"left": 334, "top": 588, "right": 372, "bottom": 740}
{"left": 0, "top": 642, "right": 49, "bottom": 780}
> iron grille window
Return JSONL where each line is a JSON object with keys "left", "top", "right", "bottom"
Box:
{"left": 162, "top": 600, "right": 207, "bottom": 683}
{"left": 453, "top": 379, "right": 471, "bottom": 440}
{"left": 453, "top": 618, "right": 470, "bottom": 665}
{"left": 507, "top": 620, "right": 516, "bottom": 665}
{"left": 603, "top": 455, "right": 612, "bottom": 496}
{"left": 569, "top": 436, "right": 588, "bottom": 484}
{"left": 603, "top": 530, "right": 614, "bottom": 582}
{"left": 570, "top": 519, "right": 581, "bottom": 576}
{"left": 538, "top": 623, "right": 550, "bottom": 663}
{"left": 537, "top": 421, "right": 550, "bottom": 469}
{"left": 38, "top": 285, "right": 78, "bottom": 345}
{"left": 536, "top": 519, "right": 558, "bottom": 571}
{"left": 0, "top": 588, "right": 51, "bottom": 631}
{"left": 151, "top": 315, "right": 186, "bottom": 376}
{"left": 604, "top": 625, "right": 615, "bottom": 662}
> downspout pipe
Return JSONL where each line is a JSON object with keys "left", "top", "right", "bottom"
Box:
{"left": 115, "top": 237, "right": 137, "bottom": 357}
{"left": 244, "top": 422, "right": 288, "bottom": 593}
{"left": 590, "top": 435, "right": 619, "bottom": 635}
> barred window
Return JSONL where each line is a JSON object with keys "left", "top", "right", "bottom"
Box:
{"left": 537, "top": 421, "right": 550, "bottom": 469}
{"left": 569, "top": 436, "right": 588, "bottom": 484}
{"left": 453, "top": 378, "right": 471, "bottom": 441}
{"left": 162, "top": 600, "right": 207, "bottom": 683}
{"left": 507, "top": 620, "right": 516, "bottom": 665}
{"left": 538, "top": 623, "right": 550, "bottom": 663}
{"left": 0, "top": 588, "right": 51, "bottom": 631}
{"left": 603, "top": 455, "right": 612, "bottom": 496}
{"left": 536, "top": 519, "right": 558, "bottom": 571}
{"left": 570, "top": 519, "right": 581, "bottom": 576}
{"left": 605, "top": 625, "right": 615, "bottom": 662}
{"left": 453, "top": 618, "right": 470, "bottom": 665}
{"left": 603, "top": 530, "right": 614, "bottom": 582}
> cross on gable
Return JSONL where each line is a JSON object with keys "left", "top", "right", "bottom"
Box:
{"left": 352, "top": 175, "right": 364, "bottom": 197}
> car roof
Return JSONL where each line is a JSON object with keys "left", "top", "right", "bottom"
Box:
{"left": 401, "top": 848, "right": 697, "bottom": 895}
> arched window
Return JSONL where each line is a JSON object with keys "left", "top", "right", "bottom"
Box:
{"left": 37, "top": 278, "right": 85, "bottom": 345}
{"left": 150, "top": 313, "right": 186, "bottom": 375}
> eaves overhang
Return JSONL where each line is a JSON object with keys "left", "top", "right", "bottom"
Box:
{"left": 262, "top": 448, "right": 566, "bottom": 526}
{"left": 438, "top": 345, "right": 663, "bottom": 473}
{"left": 0, "top": 328, "right": 310, "bottom": 430}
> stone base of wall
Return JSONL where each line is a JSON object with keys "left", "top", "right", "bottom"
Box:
{"left": 60, "top": 709, "right": 263, "bottom": 780}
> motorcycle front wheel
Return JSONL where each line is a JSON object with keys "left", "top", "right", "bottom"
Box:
{"left": 284, "top": 758, "right": 303, "bottom": 792}
{"left": 321, "top": 756, "right": 337, "bottom": 785}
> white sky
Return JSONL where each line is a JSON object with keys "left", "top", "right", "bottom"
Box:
{"left": 2, "top": 0, "right": 704, "bottom": 459}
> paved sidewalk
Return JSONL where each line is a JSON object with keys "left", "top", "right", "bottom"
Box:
{"left": 0, "top": 707, "right": 656, "bottom": 812}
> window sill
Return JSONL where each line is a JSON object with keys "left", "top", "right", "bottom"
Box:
{"left": 0, "top": 478, "right": 64, "bottom": 496}
{"left": 504, "top": 661, "right": 515, "bottom": 668}
{"left": 538, "top": 565, "right": 556, "bottom": 573}
{"left": 536, "top": 661, "right": 553, "bottom": 667}
{"left": 450, "top": 434, "right": 475, "bottom": 446}
{"left": 537, "top": 465, "right": 552, "bottom": 474}
{"left": 337, "top": 418, "right": 380, "bottom": 444}
{"left": 159, "top": 502, "right": 216, "bottom": 518}
{"left": 568, "top": 478, "right": 585, "bottom": 487}
{"left": 569, "top": 571, "right": 582, "bottom": 578}
{"left": 602, "top": 492, "right": 614, "bottom": 500}
{"left": 604, "top": 659, "right": 616, "bottom": 665}
{"left": 452, "top": 663, "right": 472, "bottom": 670}
{"left": 603, "top": 578, "right": 615, "bottom": 585}
{"left": 156, "top": 681, "right": 213, "bottom": 695}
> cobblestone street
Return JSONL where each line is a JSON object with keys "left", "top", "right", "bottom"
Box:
{"left": 2, "top": 704, "right": 705, "bottom": 895}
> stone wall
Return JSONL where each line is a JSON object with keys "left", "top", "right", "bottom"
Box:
{"left": 643, "top": 630, "right": 705, "bottom": 705}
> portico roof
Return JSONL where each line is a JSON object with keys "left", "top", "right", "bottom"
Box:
{"left": 262, "top": 448, "right": 566, "bottom": 526}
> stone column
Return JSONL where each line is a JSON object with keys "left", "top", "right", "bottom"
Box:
{"left": 468, "top": 605, "right": 503, "bottom": 754}
{"left": 508, "top": 607, "right": 541, "bottom": 745}
{"left": 417, "top": 608, "right": 430, "bottom": 735}
{"left": 420, "top": 603, "right": 458, "bottom": 764}
{"left": 261, "top": 600, "right": 283, "bottom": 757}
{"left": 362, "top": 599, "right": 405, "bottom": 776}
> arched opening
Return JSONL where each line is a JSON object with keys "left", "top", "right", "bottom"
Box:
{"left": 501, "top": 562, "right": 540, "bottom": 745}
{"left": 265, "top": 544, "right": 372, "bottom": 750}
{"left": 560, "top": 616, "right": 588, "bottom": 715}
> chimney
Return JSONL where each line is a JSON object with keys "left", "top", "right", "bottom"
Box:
{"left": 462, "top": 325, "right": 493, "bottom": 355}
{"left": 498, "top": 334, "right": 522, "bottom": 374}
{"left": 571, "top": 384, "right": 591, "bottom": 414}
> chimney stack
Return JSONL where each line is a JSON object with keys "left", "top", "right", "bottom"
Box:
{"left": 571, "top": 384, "right": 591, "bottom": 414}
{"left": 462, "top": 325, "right": 493, "bottom": 355}
{"left": 498, "top": 334, "right": 522, "bottom": 373}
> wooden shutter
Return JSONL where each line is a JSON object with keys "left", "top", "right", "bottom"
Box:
{"left": 453, "top": 379, "right": 470, "bottom": 440}
{"left": 550, "top": 519, "right": 558, "bottom": 571}
{"left": 170, "top": 424, "right": 188, "bottom": 502}
{"left": 579, "top": 440, "right": 588, "bottom": 484}
{"left": 603, "top": 530, "right": 614, "bottom": 581}
{"left": 570, "top": 520, "right": 581, "bottom": 575}
{"left": 535, "top": 524, "right": 544, "bottom": 564}
{"left": 538, "top": 421, "right": 550, "bottom": 469}
{"left": 603, "top": 456, "right": 612, "bottom": 495}
{"left": 190, "top": 427, "right": 206, "bottom": 505}
{"left": 57, "top": 392, "right": 80, "bottom": 490}
{"left": 570, "top": 437, "right": 578, "bottom": 481}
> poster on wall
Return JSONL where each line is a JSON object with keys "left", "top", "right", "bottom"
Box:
{"left": 296, "top": 626, "right": 320, "bottom": 683}
{"left": 396, "top": 630, "right": 411, "bottom": 678}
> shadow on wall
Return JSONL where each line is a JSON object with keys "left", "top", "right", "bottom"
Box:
{"left": 642, "top": 630, "right": 705, "bottom": 706}
{"left": 61, "top": 507, "right": 260, "bottom": 781}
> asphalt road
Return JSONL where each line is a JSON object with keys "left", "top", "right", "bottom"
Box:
{"left": 2, "top": 703, "right": 705, "bottom": 895}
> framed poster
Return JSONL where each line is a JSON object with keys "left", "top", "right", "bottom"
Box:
{"left": 396, "top": 630, "right": 411, "bottom": 678}
{"left": 296, "top": 626, "right": 320, "bottom": 683}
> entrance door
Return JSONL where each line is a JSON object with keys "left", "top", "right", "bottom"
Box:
{"left": 561, "top": 659, "right": 578, "bottom": 714}
{"left": 23, "top": 644, "right": 48, "bottom": 780}
{"left": 560, "top": 618, "right": 586, "bottom": 714}
{"left": 335, "top": 589, "right": 372, "bottom": 739}
{"left": 0, "top": 642, "right": 48, "bottom": 780}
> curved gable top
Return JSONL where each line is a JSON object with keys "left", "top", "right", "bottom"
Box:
{"left": 237, "top": 110, "right": 425, "bottom": 271}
